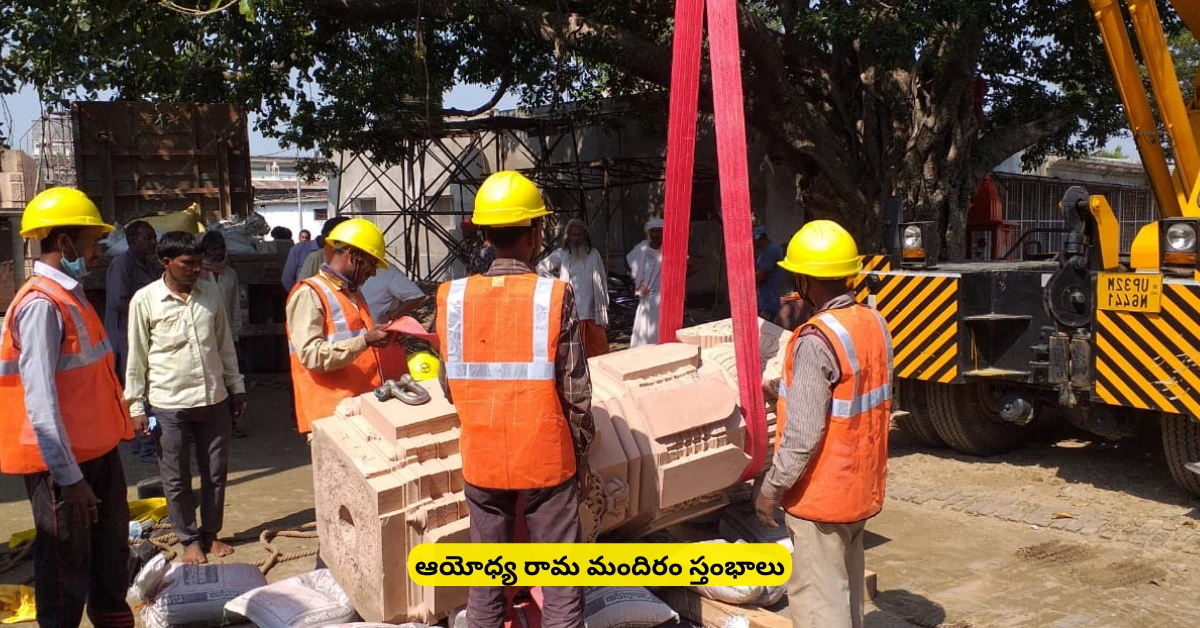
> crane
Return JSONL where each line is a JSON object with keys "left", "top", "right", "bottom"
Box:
{"left": 864, "top": 0, "right": 1200, "bottom": 498}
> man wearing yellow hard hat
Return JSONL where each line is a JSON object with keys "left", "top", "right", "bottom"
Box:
{"left": 752, "top": 220, "right": 894, "bottom": 628}
{"left": 0, "top": 187, "right": 138, "bottom": 627}
{"left": 285, "top": 217, "right": 396, "bottom": 437}
{"left": 434, "top": 171, "right": 594, "bottom": 628}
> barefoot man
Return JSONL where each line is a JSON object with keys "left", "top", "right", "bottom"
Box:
{"left": 126, "top": 231, "right": 247, "bottom": 564}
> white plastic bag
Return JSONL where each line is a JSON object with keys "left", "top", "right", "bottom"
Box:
{"left": 130, "top": 555, "right": 267, "bottom": 628}
{"left": 224, "top": 569, "right": 357, "bottom": 628}
{"left": 583, "top": 586, "right": 679, "bottom": 628}
{"left": 689, "top": 540, "right": 785, "bottom": 607}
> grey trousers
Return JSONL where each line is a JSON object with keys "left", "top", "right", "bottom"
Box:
{"left": 784, "top": 514, "right": 867, "bottom": 628}
{"left": 151, "top": 401, "right": 233, "bottom": 549}
{"left": 464, "top": 478, "right": 584, "bottom": 628}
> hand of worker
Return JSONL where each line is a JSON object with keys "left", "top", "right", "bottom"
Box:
{"left": 230, "top": 393, "right": 248, "bottom": 424}
{"left": 754, "top": 491, "right": 780, "bottom": 530}
{"left": 576, "top": 455, "right": 593, "bottom": 494}
{"left": 60, "top": 479, "right": 100, "bottom": 527}
{"left": 364, "top": 325, "right": 395, "bottom": 348}
{"left": 131, "top": 414, "right": 150, "bottom": 437}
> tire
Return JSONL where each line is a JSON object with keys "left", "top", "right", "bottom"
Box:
{"left": 1161, "top": 413, "right": 1200, "bottom": 498}
{"left": 893, "top": 380, "right": 946, "bottom": 447}
{"left": 926, "top": 382, "right": 1028, "bottom": 456}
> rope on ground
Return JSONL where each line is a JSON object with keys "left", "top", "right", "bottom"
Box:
{"left": 135, "top": 521, "right": 319, "bottom": 575}
{"left": 250, "top": 523, "right": 319, "bottom": 575}
{"left": 0, "top": 544, "right": 30, "bottom": 574}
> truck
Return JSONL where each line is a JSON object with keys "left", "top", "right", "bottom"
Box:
{"left": 68, "top": 101, "right": 291, "bottom": 372}
{"left": 862, "top": 0, "right": 1200, "bottom": 497}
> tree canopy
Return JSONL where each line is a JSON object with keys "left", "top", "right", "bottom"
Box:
{"left": 0, "top": 0, "right": 1190, "bottom": 256}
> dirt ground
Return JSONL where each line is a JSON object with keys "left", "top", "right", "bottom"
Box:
{"left": 1, "top": 375, "right": 1198, "bottom": 627}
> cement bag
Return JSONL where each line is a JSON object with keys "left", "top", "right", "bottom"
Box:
{"left": 719, "top": 501, "right": 793, "bottom": 552}
{"left": 583, "top": 586, "right": 679, "bottom": 628}
{"left": 140, "top": 203, "right": 206, "bottom": 234}
{"left": 130, "top": 554, "right": 267, "bottom": 628}
{"left": 224, "top": 568, "right": 357, "bottom": 628}
{"left": 690, "top": 540, "right": 764, "bottom": 605}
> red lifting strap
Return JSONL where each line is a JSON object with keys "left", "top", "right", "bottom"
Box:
{"left": 659, "top": 0, "right": 768, "bottom": 482}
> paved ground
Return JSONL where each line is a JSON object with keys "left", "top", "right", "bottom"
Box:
{"left": 0, "top": 375, "right": 1198, "bottom": 627}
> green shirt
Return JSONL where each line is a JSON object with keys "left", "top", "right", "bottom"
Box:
{"left": 299, "top": 248, "right": 325, "bottom": 283}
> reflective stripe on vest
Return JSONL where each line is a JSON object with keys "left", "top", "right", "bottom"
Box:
{"left": 0, "top": 279, "right": 113, "bottom": 376}
{"left": 286, "top": 276, "right": 369, "bottom": 354}
{"left": 0, "top": 276, "right": 132, "bottom": 473}
{"left": 285, "top": 274, "right": 381, "bottom": 434}
{"left": 443, "top": 276, "right": 557, "bottom": 381}
{"left": 778, "top": 309, "right": 893, "bottom": 417}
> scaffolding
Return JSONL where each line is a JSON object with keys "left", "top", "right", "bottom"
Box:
{"left": 333, "top": 109, "right": 718, "bottom": 282}
{"left": 20, "top": 110, "right": 76, "bottom": 191}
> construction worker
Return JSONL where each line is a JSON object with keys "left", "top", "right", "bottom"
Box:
{"left": 435, "top": 171, "right": 595, "bottom": 628}
{"left": 753, "top": 220, "right": 893, "bottom": 628}
{"left": 285, "top": 217, "right": 395, "bottom": 437}
{"left": 0, "top": 187, "right": 139, "bottom": 628}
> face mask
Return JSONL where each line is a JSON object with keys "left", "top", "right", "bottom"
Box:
{"left": 60, "top": 239, "right": 89, "bottom": 279}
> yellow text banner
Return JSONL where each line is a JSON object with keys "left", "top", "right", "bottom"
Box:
{"left": 408, "top": 543, "right": 791, "bottom": 587}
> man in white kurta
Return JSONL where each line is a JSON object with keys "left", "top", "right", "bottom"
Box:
{"left": 626, "top": 219, "right": 666, "bottom": 347}
{"left": 538, "top": 219, "right": 610, "bottom": 356}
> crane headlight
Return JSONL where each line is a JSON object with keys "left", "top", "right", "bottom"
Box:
{"left": 903, "top": 225, "right": 923, "bottom": 251}
{"left": 1165, "top": 223, "right": 1197, "bottom": 253}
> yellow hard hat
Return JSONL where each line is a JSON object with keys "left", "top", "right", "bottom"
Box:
{"left": 20, "top": 187, "right": 115, "bottom": 239}
{"left": 407, "top": 351, "right": 440, "bottom": 381}
{"left": 778, "top": 220, "right": 863, "bottom": 278}
{"left": 327, "top": 218, "right": 390, "bottom": 270}
{"left": 472, "top": 171, "right": 549, "bottom": 227}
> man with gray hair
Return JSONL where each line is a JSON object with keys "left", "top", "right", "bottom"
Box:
{"left": 538, "top": 219, "right": 610, "bottom": 356}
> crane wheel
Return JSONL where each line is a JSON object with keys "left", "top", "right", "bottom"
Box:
{"left": 1161, "top": 413, "right": 1200, "bottom": 499}
{"left": 893, "top": 380, "right": 945, "bottom": 448}
{"left": 926, "top": 382, "right": 1027, "bottom": 456}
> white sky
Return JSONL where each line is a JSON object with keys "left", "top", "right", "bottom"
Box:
{"left": 1, "top": 82, "right": 520, "bottom": 157}
{"left": 1, "top": 81, "right": 1133, "bottom": 162}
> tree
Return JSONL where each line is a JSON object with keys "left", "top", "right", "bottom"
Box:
{"left": 0, "top": 0, "right": 1186, "bottom": 258}
{"left": 1173, "top": 31, "right": 1199, "bottom": 102}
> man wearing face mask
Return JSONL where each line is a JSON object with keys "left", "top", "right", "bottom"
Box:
{"left": 753, "top": 220, "right": 893, "bottom": 628}
{"left": 435, "top": 171, "right": 594, "bottom": 628}
{"left": 285, "top": 217, "right": 394, "bottom": 438}
{"left": 0, "top": 187, "right": 138, "bottom": 628}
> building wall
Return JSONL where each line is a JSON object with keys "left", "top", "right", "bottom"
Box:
{"left": 255, "top": 200, "right": 330, "bottom": 240}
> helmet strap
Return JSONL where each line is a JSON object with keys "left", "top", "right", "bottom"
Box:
{"left": 796, "top": 275, "right": 816, "bottom": 311}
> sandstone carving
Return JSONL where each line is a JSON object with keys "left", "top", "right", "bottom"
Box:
{"left": 311, "top": 319, "right": 788, "bottom": 624}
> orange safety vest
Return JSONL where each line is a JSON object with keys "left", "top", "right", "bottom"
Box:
{"left": 287, "top": 274, "right": 382, "bottom": 434}
{"left": 0, "top": 276, "right": 132, "bottom": 475}
{"left": 775, "top": 302, "right": 893, "bottom": 523}
{"left": 435, "top": 273, "right": 576, "bottom": 490}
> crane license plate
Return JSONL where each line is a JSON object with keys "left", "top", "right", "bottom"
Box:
{"left": 1096, "top": 272, "right": 1162, "bottom": 313}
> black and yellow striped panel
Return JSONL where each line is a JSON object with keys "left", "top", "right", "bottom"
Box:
{"left": 1094, "top": 282, "right": 1200, "bottom": 415}
{"left": 868, "top": 273, "right": 960, "bottom": 384}
{"left": 853, "top": 255, "right": 892, "bottom": 301}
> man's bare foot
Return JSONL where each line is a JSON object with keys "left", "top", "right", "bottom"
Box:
{"left": 209, "top": 540, "right": 235, "bottom": 558}
{"left": 181, "top": 543, "right": 207, "bottom": 565}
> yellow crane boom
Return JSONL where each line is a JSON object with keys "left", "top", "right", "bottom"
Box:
{"left": 1090, "top": 0, "right": 1200, "bottom": 219}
